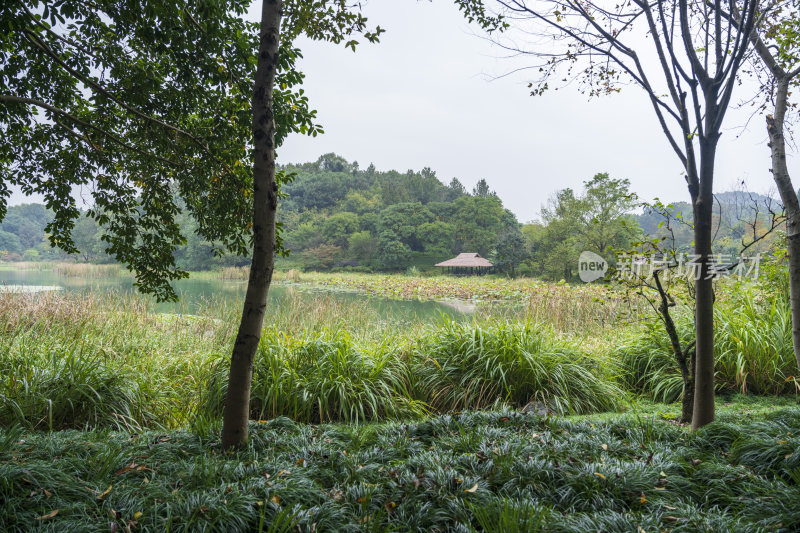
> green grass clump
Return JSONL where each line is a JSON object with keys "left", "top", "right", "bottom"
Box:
{"left": 411, "top": 319, "right": 623, "bottom": 414}
{"left": 617, "top": 292, "right": 800, "bottom": 402}
{"left": 199, "top": 321, "right": 624, "bottom": 426}
{"left": 616, "top": 318, "right": 689, "bottom": 404}
{"left": 1, "top": 398, "right": 798, "bottom": 532}
{"left": 0, "top": 292, "right": 227, "bottom": 431}
{"left": 203, "top": 331, "right": 426, "bottom": 424}
{"left": 3, "top": 287, "right": 798, "bottom": 434}
{"left": 715, "top": 296, "right": 798, "bottom": 395}
{"left": 0, "top": 347, "right": 155, "bottom": 431}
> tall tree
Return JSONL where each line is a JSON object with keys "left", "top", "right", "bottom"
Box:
{"left": 493, "top": 228, "right": 529, "bottom": 276}
{"left": 492, "top": 0, "right": 759, "bottom": 429}
{"left": 220, "top": 0, "right": 283, "bottom": 449}
{"left": 220, "top": 1, "right": 382, "bottom": 449}
{"left": 738, "top": 1, "right": 800, "bottom": 372}
{"left": 579, "top": 173, "right": 639, "bottom": 256}
{"left": 1, "top": 0, "right": 380, "bottom": 449}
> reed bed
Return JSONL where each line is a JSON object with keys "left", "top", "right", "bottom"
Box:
{"left": 269, "top": 270, "right": 645, "bottom": 336}
{"left": 0, "top": 290, "right": 625, "bottom": 430}
{"left": 52, "top": 262, "right": 124, "bottom": 277}
{"left": 215, "top": 265, "right": 250, "bottom": 280}
{"left": 0, "top": 281, "right": 796, "bottom": 432}
{"left": 0, "top": 261, "right": 56, "bottom": 271}
{"left": 0, "top": 261, "right": 125, "bottom": 277}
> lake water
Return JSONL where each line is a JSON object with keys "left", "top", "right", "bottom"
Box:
{"left": 0, "top": 269, "right": 474, "bottom": 322}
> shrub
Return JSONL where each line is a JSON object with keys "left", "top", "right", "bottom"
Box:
{"left": 615, "top": 318, "right": 690, "bottom": 404}
{"left": 715, "top": 297, "right": 798, "bottom": 395}
{"left": 0, "top": 347, "right": 155, "bottom": 431}
{"left": 0, "top": 292, "right": 222, "bottom": 431}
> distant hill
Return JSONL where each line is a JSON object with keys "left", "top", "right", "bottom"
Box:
{"left": 0, "top": 154, "right": 523, "bottom": 273}
{"left": 277, "top": 154, "right": 521, "bottom": 271}
{"left": 636, "top": 190, "right": 784, "bottom": 256}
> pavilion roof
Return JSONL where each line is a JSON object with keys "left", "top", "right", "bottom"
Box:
{"left": 435, "top": 253, "right": 493, "bottom": 268}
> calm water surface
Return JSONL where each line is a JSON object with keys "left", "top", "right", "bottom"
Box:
{"left": 0, "top": 269, "right": 473, "bottom": 322}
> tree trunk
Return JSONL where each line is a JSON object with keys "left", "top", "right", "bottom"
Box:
{"left": 681, "top": 353, "right": 694, "bottom": 424}
{"left": 221, "top": 0, "right": 282, "bottom": 450}
{"left": 768, "top": 76, "right": 800, "bottom": 373}
{"left": 691, "top": 140, "right": 717, "bottom": 431}
{"left": 652, "top": 272, "right": 694, "bottom": 423}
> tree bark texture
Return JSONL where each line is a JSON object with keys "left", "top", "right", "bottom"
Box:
{"left": 767, "top": 77, "right": 800, "bottom": 374}
{"left": 221, "top": 0, "right": 282, "bottom": 450}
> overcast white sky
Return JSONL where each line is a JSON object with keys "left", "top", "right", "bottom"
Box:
{"left": 8, "top": 1, "right": 793, "bottom": 223}
{"left": 259, "top": 1, "right": 793, "bottom": 223}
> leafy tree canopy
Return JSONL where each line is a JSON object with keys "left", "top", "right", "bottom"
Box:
{"left": 0, "top": 0, "right": 380, "bottom": 300}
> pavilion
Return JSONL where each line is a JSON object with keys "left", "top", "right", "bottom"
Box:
{"left": 435, "top": 253, "right": 493, "bottom": 275}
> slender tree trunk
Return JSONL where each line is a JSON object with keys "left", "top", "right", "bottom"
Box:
{"left": 691, "top": 139, "right": 718, "bottom": 431}
{"left": 768, "top": 77, "right": 800, "bottom": 373}
{"left": 221, "top": 0, "right": 282, "bottom": 450}
{"left": 653, "top": 272, "right": 694, "bottom": 423}
{"left": 681, "top": 352, "right": 695, "bottom": 424}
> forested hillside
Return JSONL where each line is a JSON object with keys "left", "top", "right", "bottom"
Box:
{"left": 0, "top": 155, "right": 784, "bottom": 277}
{"left": 0, "top": 154, "right": 523, "bottom": 272}
{"left": 278, "top": 153, "right": 520, "bottom": 271}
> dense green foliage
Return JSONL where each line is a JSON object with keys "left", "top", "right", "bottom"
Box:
{"left": 618, "top": 290, "right": 799, "bottom": 403}
{"left": 1, "top": 164, "right": 783, "bottom": 279}
{"left": 205, "top": 330, "right": 427, "bottom": 424}
{"left": 0, "top": 155, "right": 523, "bottom": 273}
{"left": 0, "top": 1, "right": 381, "bottom": 299}
{"left": 411, "top": 320, "right": 620, "bottom": 414}
{"left": 2, "top": 399, "right": 799, "bottom": 532}
{"left": 278, "top": 155, "right": 520, "bottom": 272}
{"left": 522, "top": 177, "right": 783, "bottom": 281}
{"left": 0, "top": 280, "right": 795, "bottom": 433}
{"left": 0, "top": 271, "right": 797, "bottom": 529}
{"left": 0, "top": 291, "right": 621, "bottom": 430}
{"left": 522, "top": 173, "right": 641, "bottom": 280}
{"left": 0, "top": 0, "right": 260, "bottom": 299}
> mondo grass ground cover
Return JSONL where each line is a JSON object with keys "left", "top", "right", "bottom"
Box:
{"left": 1, "top": 396, "right": 799, "bottom": 532}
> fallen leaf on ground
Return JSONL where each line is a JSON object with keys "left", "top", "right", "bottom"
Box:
{"left": 34, "top": 509, "right": 59, "bottom": 520}
{"left": 115, "top": 463, "right": 137, "bottom": 476}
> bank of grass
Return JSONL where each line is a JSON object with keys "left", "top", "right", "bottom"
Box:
{"left": 0, "top": 291, "right": 624, "bottom": 431}
{"left": 0, "top": 261, "right": 125, "bottom": 277}
{"left": 1, "top": 397, "right": 798, "bottom": 532}
{"left": 617, "top": 289, "right": 800, "bottom": 403}
{"left": 2, "top": 284, "right": 799, "bottom": 530}
{"left": 1, "top": 286, "right": 797, "bottom": 432}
